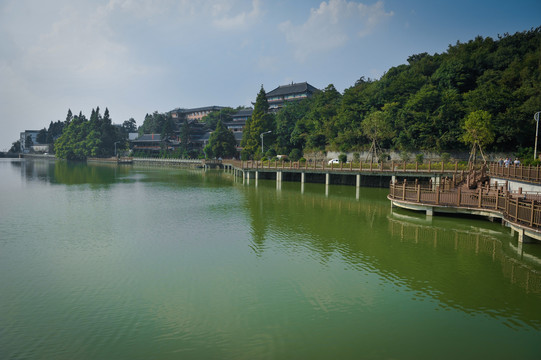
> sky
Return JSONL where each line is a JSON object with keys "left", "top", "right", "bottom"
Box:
{"left": 1, "top": 0, "right": 540, "bottom": 150}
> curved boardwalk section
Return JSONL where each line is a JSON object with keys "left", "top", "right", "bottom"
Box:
{"left": 388, "top": 180, "right": 541, "bottom": 243}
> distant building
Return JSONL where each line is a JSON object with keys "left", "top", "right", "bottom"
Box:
{"left": 225, "top": 108, "right": 252, "bottom": 133}
{"left": 265, "top": 82, "right": 319, "bottom": 112}
{"left": 170, "top": 106, "right": 225, "bottom": 122}
{"left": 20, "top": 130, "right": 42, "bottom": 153}
{"left": 224, "top": 108, "right": 253, "bottom": 151}
{"left": 130, "top": 133, "right": 180, "bottom": 153}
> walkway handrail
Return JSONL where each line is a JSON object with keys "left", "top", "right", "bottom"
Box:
{"left": 488, "top": 163, "right": 541, "bottom": 184}
{"left": 223, "top": 159, "right": 477, "bottom": 174}
{"left": 389, "top": 181, "right": 541, "bottom": 230}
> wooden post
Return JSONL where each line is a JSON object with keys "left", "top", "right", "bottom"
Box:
{"left": 441, "top": 161, "right": 444, "bottom": 172}
{"left": 417, "top": 184, "right": 421, "bottom": 202}
{"left": 403, "top": 161, "right": 406, "bottom": 171}
{"left": 402, "top": 180, "right": 406, "bottom": 201}
{"left": 495, "top": 188, "right": 500, "bottom": 210}
{"left": 415, "top": 162, "right": 418, "bottom": 172}
{"left": 391, "top": 161, "right": 394, "bottom": 172}
{"left": 457, "top": 186, "right": 461, "bottom": 207}
{"left": 478, "top": 187, "right": 482, "bottom": 208}
{"left": 530, "top": 200, "right": 534, "bottom": 226}
{"left": 428, "top": 160, "right": 431, "bottom": 172}
{"left": 436, "top": 185, "right": 440, "bottom": 205}
{"left": 515, "top": 198, "right": 519, "bottom": 221}
{"left": 370, "top": 161, "right": 373, "bottom": 171}
{"left": 380, "top": 161, "right": 383, "bottom": 171}
{"left": 350, "top": 161, "right": 352, "bottom": 170}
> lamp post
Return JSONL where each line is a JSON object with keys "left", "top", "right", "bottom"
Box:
{"left": 260, "top": 131, "right": 271, "bottom": 154}
{"left": 535, "top": 112, "right": 540, "bottom": 160}
{"left": 114, "top": 141, "right": 120, "bottom": 157}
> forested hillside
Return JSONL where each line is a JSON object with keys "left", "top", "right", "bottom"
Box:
{"left": 268, "top": 27, "right": 541, "bottom": 159}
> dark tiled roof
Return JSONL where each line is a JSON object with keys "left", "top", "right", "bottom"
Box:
{"left": 266, "top": 82, "right": 319, "bottom": 97}
{"left": 232, "top": 108, "right": 253, "bottom": 118}
{"left": 134, "top": 134, "right": 162, "bottom": 142}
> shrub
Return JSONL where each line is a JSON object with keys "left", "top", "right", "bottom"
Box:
{"left": 289, "top": 148, "right": 302, "bottom": 162}
{"left": 338, "top": 153, "right": 347, "bottom": 163}
{"left": 265, "top": 148, "right": 276, "bottom": 158}
{"left": 440, "top": 152, "right": 450, "bottom": 163}
{"left": 415, "top": 153, "right": 424, "bottom": 164}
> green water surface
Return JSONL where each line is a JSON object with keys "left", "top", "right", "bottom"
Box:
{"left": 1, "top": 159, "right": 540, "bottom": 359}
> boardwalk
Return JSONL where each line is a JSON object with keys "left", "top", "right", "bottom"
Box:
{"left": 388, "top": 181, "right": 541, "bottom": 243}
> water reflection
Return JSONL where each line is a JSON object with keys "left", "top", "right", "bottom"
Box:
{"left": 241, "top": 179, "right": 541, "bottom": 330}
{"left": 12, "top": 159, "right": 127, "bottom": 186}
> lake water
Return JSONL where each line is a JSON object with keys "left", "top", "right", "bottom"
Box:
{"left": 1, "top": 159, "right": 540, "bottom": 359}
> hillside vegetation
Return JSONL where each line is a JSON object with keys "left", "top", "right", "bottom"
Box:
{"left": 266, "top": 27, "right": 541, "bottom": 159}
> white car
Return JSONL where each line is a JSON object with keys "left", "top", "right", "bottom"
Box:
{"left": 328, "top": 159, "right": 340, "bottom": 164}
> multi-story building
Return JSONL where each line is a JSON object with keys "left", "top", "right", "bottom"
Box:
{"left": 20, "top": 130, "right": 44, "bottom": 153}
{"left": 170, "top": 106, "right": 225, "bottom": 122}
{"left": 266, "top": 82, "right": 319, "bottom": 112}
{"left": 224, "top": 108, "right": 253, "bottom": 151}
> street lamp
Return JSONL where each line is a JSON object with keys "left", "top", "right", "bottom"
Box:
{"left": 535, "top": 112, "right": 541, "bottom": 160}
{"left": 260, "top": 131, "right": 271, "bottom": 154}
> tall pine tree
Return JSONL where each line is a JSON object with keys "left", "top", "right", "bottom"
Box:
{"left": 241, "top": 86, "right": 274, "bottom": 159}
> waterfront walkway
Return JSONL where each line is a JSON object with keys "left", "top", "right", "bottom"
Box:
{"left": 222, "top": 159, "right": 468, "bottom": 187}
{"left": 388, "top": 180, "right": 541, "bottom": 243}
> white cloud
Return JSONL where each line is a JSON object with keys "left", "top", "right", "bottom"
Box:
{"left": 212, "top": 0, "right": 262, "bottom": 30}
{"left": 279, "top": 0, "right": 393, "bottom": 62}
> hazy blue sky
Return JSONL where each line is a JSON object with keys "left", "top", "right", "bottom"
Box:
{"left": 1, "top": 0, "right": 539, "bottom": 150}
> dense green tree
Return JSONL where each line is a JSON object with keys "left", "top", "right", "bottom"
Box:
{"left": 160, "top": 113, "right": 176, "bottom": 140}
{"left": 121, "top": 118, "right": 137, "bottom": 138}
{"left": 10, "top": 140, "right": 21, "bottom": 153}
{"left": 275, "top": 100, "right": 310, "bottom": 155}
{"left": 202, "top": 107, "right": 237, "bottom": 131}
{"left": 36, "top": 128, "right": 47, "bottom": 144}
{"left": 293, "top": 84, "right": 341, "bottom": 152}
{"left": 204, "top": 120, "right": 237, "bottom": 159}
{"left": 241, "top": 86, "right": 274, "bottom": 159}
{"left": 361, "top": 111, "right": 394, "bottom": 161}
{"left": 462, "top": 110, "right": 494, "bottom": 163}
{"left": 179, "top": 119, "right": 191, "bottom": 153}
{"left": 25, "top": 135, "right": 33, "bottom": 148}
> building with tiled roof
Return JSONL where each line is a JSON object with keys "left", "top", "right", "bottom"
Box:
{"left": 170, "top": 106, "right": 225, "bottom": 122}
{"left": 265, "top": 82, "right": 319, "bottom": 112}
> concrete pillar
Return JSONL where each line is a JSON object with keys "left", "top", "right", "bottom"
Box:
{"left": 325, "top": 173, "right": 330, "bottom": 185}
{"left": 356, "top": 187, "right": 360, "bottom": 200}
{"left": 391, "top": 175, "right": 396, "bottom": 184}
{"left": 426, "top": 207, "right": 433, "bottom": 216}
{"left": 356, "top": 174, "right": 361, "bottom": 188}
{"left": 431, "top": 176, "right": 441, "bottom": 190}
{"left": 301, "top": 172, "right": 305, "bottom": 184}
{"left": 325, "top": 184, "right": 329, "bottom": 197}
{"left": 301, "top": 182, "right": 305, "bottom": 194}
{"left": 517, "top": 229, "right": 524, "bottom": 243}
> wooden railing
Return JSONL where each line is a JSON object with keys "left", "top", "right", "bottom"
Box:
{"left": 488, "top": 163, "right": 541, "bottom": 183}
{"left": 389, "top": 181, "right": 541, "bottom": 229}
{"left": 224, "top": 159, "right": 475, "bottom": 174}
